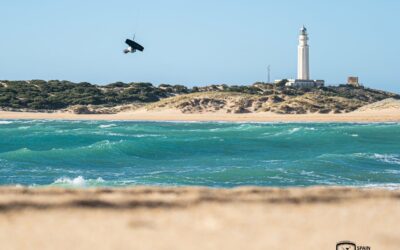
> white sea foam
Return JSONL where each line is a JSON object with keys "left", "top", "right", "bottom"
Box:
{"left": 359, "top": 183, "right": 400, "bottom": 190}
{"left": 262, "top": 160, "right": 283, "bottom": 164}
{"left": 0, "top": 121, "right": 13, "bottom": 125}
{"left": 52, "top": 176, "right": 105, "bottom": 187}
{"left": 275, "top": 168, "right": 289, "bottom": 174}
{"left": 305, "top": 128, "right": 316, "bottom": 131}
{"left": 86, "top": 140, "right": 124, "bottom": 148}
{"left": 372, "top": 153, "right": 400, "bottom": 165}
{"left": 269, "top": 127, "right": 302, "bottom": 137}
{"left": 300, "top": 170, "right": 314, "bottom": 176}
{"left": 106, "top": 132, "right": 124, "bottom": 137}
{"left": 268, "top": 176, "right": 285, "bottom": 180}
{"left": 289, "top": 127, "right": 301, "bottom": 134}
{"left": 99, "top": 124, "right": 117, "bottom": 128}
{"left": 132, "top": 134, "right": 161, "bottom": 138}
{"left": 352, "top": 153, "right": 400, "bottom": 165}
{"left": 17, "top": 126, "right": 31, "bottom": 130}
{"left": 384, "top": 169, "right": 400, "bottom": 174}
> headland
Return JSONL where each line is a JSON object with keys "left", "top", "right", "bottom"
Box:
{"left": 0, "top": 80, "right": 399, "bottom": 122}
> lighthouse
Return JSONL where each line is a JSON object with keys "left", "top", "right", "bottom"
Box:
{"left": 282, "top": 26, "right": 324, "bottom": 88}
{"left": 297, "top": 26, "right": 310, "bottom": 80}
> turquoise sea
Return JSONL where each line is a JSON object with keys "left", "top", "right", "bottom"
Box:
{"left": 0, "top": 120, "right": 399, "bottom": 188}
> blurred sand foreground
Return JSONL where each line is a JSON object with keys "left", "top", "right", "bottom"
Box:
{"left": 0, "top": 187, "right": 399, "bottom": 250}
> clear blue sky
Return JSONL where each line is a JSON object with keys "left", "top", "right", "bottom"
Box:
{"left": 1, "top": 0, "right": 399, "bottom": 93}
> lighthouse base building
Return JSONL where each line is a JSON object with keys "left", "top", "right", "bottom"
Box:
{"left": 285, "top": 79, "right": 324, "bottom": 88}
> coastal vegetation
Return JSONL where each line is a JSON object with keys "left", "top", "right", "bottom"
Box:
{"left": 0, "top": 80, "right": 398, "bottom": 114}
{"left": 0, "top": 80, "right": 189, "bottom": 110}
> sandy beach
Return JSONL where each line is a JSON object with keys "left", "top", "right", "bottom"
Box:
{"left": 0, "top": 187, "right": 398, "bottom": 250}
{"left": 1, "top": 108, "right": 400, "bottom": 122}
{"left": 1, "top": 105, "right": 400, "bottom": 250}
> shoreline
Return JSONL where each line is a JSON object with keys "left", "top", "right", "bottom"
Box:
{"left": 6, "top": 183, "right": 400, "bottom": 190}
{"left": 1, "top": 109, "right": 400, "bottom": 122}
{"left": 0, "top": 186, "right": 399, "bottom": 250}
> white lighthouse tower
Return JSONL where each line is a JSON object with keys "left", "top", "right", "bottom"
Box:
{"left": 297, "top": 26, "right": 310, "bottom": 80}
{"left": 283, "top": 26, "right": 324, "bottom": 88}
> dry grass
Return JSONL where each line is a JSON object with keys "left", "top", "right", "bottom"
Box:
{"left": 142, "top": 91, "right": 369, "bottom": 114}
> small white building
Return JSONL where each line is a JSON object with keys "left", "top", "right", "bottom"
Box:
{"left": 286, "top": 79, "right": 324, "bottom": 88}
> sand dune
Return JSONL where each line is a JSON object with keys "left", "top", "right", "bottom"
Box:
{"left": 1, "top": 95, "right": 400, "bottom": 122}
{"left": 356, "top": 98, "right": 400, "bottom": 112}
{"left": 0, "top": 187, "right": 399, "bottom": 250}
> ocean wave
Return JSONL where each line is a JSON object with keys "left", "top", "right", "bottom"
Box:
{"left": 261, "top": 160, "right": 284, "bottom": 164}
{"left": 95, "top": 132, "right": 163, "bottom": 138}
{"left": 132, "top": 134, "right": 162, "bottom": 138}
{"left": 52, "top": 176, "right": 105, "bottom": 187}
{"left": 0, "top": 140, "right": 128, "bottom": 160}
{"left": 268, "top": 127, "right": 302, "bottom": 137}
{"left": 99, "top": 124, "right": 117, "bottom": 128}
{"left": 300, "top": 170, "right": 316, "bottom": 176}
{"left": 288, "top": 127, "right": 301, "bottom": 134}
{"left": 0, "top": 121, "right": 13, "bottom": 125}
{"left": 354, "top": 153, "right": 400, "bottom": 165}
{"left": 317, "top": 153, "right": 400, "bottom": 165}
{"left": 304, "top": 127, "right": 317, "bottom": 131}
{"left": 206, "top": 124, "right": 266, "bottom": 133}
{"left": 358, "top": 183, "right": 400, "bottom": 190}
{"left": 371, "top": 154, "right": 400, "bottom": 165}
{"left": 17, "top": 126, "right": 31, "bottom": 130}
{"left": 384, "top": 169, "right": 400, "bottom": 174}
{"left": 83, "top": 140, "right": 127, "bottom": 151}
